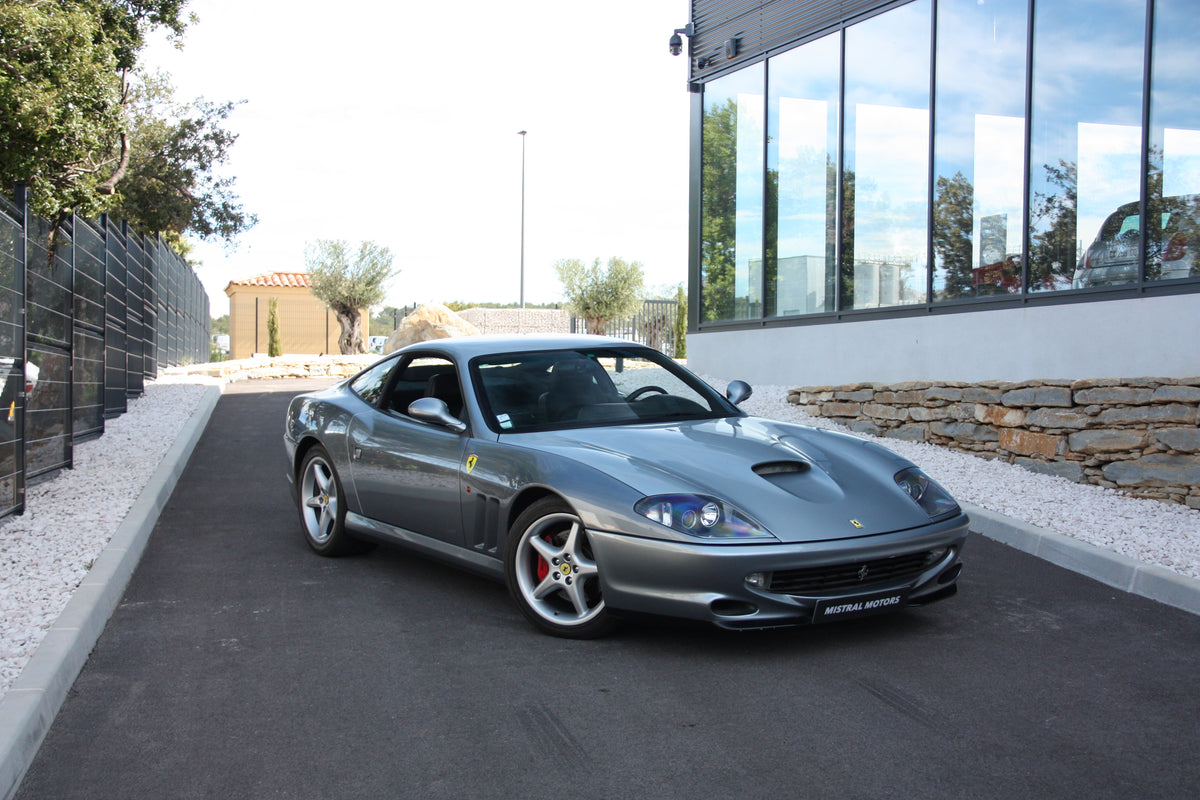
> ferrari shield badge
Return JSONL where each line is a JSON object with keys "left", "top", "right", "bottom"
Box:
{"left": 465, "top": 455, "right": 478, "bottom": 474}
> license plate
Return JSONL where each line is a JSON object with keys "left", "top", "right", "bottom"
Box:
{"left": 813, "top": 590, "right": 908, "bottom": 623}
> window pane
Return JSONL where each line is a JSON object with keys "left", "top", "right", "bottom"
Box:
{"left": 842, "top": 0, "right": 931, "bottom": 310}
{"left": 349, "top": 357, "right": 395, "bottom": 405}
{"left": 767, "top": 33, "right": 840, "bottom": 317}
{"left": 1030, "top": 0, "right": 1145, "bottom": 292}
{"left": 933, "top": 0, "right": 1028, "bottom": 300}
{"left": 1146, "top": 0, "right": 1200, "bottom": 284}
{"left": 701, "top": 65, "right": 765, "bottom": 322}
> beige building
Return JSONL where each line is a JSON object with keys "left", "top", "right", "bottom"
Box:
{"left": 224, "top": 272, "right": 367, "bottom": 359}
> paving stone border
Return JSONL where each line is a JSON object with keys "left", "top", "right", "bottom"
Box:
{"left": 788, "top": 377, "right": 1200, "bottom": 507}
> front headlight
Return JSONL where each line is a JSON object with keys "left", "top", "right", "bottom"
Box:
{"left": 635, "top": 494, "right": 774, "bottom": 539}
{"left": 894, "top": 467, "right": 959, "bottom": 519}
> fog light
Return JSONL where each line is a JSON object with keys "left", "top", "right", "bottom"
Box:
{"left": 745, "top": 572, "right": 768, "bottom": 589}
{"left": 924, "top": 547, "right": 949, "bottom": 566}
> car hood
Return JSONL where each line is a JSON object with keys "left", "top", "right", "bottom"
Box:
{"left": 511, "top": 417, "right": 946, "bottom": 543}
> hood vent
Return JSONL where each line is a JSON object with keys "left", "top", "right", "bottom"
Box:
{"left": 754, "top": 459, "right": 843, "bottom": 504}
{"left": 753, "top": 461, "right": 810, "bottom": 476}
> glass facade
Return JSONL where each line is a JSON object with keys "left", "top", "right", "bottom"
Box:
{"left": 933, "top": 0, "right": 1028, "bottom": 299}
{"left": 1145, "top": 0, "right": 1200, "bottom": 286}
{"left": 843, "top": 0, "right": 931, "bottom": 311}
{"left": 697, "top": 0, "right": 1200, "bottom": 324}
{"left": 701, "top": 65, "right": 764, "bottom": 322}
{"left": 1028, "top": 0, "right": 1145, "bottom": 292}
{"left": 766, "top": 32, "right": 839, "bottom": 317}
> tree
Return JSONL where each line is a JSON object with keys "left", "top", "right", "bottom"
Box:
{"left": 369, "top": 305, "right": 409, "bottom": 336}
{"left": 106, "top": 71, "right": 256, "bottom": 245}
{"left": 266, "top": 296, "right": 281, "bottom": 357}
{"left": 1029, "top": 159, "right": 1078, "bottom": 290}
{"left": 305, "top": 240, "right": 397, "bottom": 354}
{"left": 553, "top": 256, "right": 645, "bottom": 335}
{"left": 0, "top": 1, "right": 191, "bottom": 222}
{"left": 933, "top": 171, "right": 976, "bottom": 299}
{"left": 700, "top": 98, "right": 737, "bottom": 322}
{"left": 673, "top": 284, "right": 687, "bottom": 359}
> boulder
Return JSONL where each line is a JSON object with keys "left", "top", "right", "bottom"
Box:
{"left": 384, "top": 304, "right": 481, "bottom": 353}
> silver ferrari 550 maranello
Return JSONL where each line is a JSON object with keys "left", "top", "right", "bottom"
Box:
{"left": 284, "top": 334, "right": 968, "bottom": 638}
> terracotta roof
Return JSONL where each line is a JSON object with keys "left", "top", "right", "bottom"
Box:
{"left": 225, "top": 271, "right": 312, "bottom": 290}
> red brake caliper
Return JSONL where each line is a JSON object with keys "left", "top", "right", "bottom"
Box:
{"left": 534, "top": 536, "right": 551, "bottom": 582}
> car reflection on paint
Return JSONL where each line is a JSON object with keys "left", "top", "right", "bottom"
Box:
{"left": 283, "top": 334, "right": 968, "bottom": 638}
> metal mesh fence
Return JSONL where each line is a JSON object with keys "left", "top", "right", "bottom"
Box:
{"left": 0, "top": 187, "right": 209, "bottom": 519}
{"left": 570, "top": 299, "right": 681, "bottom": 355}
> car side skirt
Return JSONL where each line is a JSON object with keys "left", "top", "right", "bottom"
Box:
{"left": 345, "top": 511, "right": 504, "bottom": 580}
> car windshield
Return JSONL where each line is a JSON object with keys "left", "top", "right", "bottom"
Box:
{"left": 471, "top": 347, "right": 735, "bottom": 433}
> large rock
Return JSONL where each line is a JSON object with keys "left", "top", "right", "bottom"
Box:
{"left": 384, "top": 304, "right": 481, "bottom": 353}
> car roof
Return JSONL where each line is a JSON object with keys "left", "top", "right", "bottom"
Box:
{"left": 392, "top": 333, "right": 650, "bottom": 360}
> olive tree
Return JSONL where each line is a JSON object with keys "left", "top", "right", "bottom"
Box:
{"left": 0, "top": 1, "right": 191, "bottom": 221}
{"left": 554, "top": 256, "right": 645, "bottom": 335}
{"left": 107, "top": 71, "right": 256, "bottom": 246}
{"left": 304, "top": 240, "right": 397, "bottom": 354}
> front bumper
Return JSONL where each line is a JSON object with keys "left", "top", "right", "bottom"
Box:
{"left": 588, "top": 512, "right": 969, "bottom": 630}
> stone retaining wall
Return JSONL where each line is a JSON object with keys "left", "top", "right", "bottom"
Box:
{"left": 457, "top": 307, "right": 570, "bottom": 335}
{"left": 161, "top": 354, "right": 378, "bottom": 382}
{"left": 788, "top": 378, "right": 1200, "bottom": 507}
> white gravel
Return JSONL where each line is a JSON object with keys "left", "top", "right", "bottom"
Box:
{"left": 1, "top": 372, "right": 1197, "bottom": 700}
{"left": 0, "top": 380, "right": 215, "bottom": 698}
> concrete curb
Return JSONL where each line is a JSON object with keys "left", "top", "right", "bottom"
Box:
{"left": 961, "top": 500, "right": 1200, "bottom": 616}
{"left": 0, "top": 385, "right": 222, "bottom": 800}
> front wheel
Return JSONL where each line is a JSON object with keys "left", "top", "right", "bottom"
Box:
{"left": 297, "top": 445, "right": 369, "bottom": 556}
{"left": 504, "top": 498, "right": 613, "bottom": 639}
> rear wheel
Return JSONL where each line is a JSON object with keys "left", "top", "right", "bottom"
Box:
{"left": 505, "top": 498, "right": 614, "bottom": 638}
{"left": 297, "top": 445, "right": 369, "bottom": 556}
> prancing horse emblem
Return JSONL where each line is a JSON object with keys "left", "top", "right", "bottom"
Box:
{"left": 850, "top": 519, "right": 864, "bottom": 529}
{"left": 858, "top": 565, "right": 870, "bottom": 582}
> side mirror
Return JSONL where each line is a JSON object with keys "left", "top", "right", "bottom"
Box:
{"left": 407, "top": 397, "right": 467, "bottom": 433}
{"left": 726, "top": 380, "right": 753, "bottom": 406}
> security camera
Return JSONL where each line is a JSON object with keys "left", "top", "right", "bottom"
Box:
{"left": 669, "top": 24, "right": 692, "bottom": 57}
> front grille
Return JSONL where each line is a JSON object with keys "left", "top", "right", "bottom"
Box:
{"left": 767, "top": 550, "right": 941, "bottom": 596}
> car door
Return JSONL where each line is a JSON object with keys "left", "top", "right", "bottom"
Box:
{"left": 346, "top": 354, "right": 468, "bottom": 545}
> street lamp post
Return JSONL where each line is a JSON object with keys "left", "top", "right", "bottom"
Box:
{"left": 518, "top": 130, "right": 526, "bottom": 309}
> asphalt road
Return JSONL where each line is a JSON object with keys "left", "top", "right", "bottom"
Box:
{"left": 14, "top": 379, "right": 1200, "bottom": 799}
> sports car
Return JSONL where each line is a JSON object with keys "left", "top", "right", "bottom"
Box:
{"left": 284, "top": 334, "right": 968, "bottom": 638}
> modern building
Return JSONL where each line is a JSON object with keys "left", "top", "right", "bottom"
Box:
{"left": 224, "top": 272, "right": 365, "bottom": 359}
{"left": 678, "top": 0, "right": 1199, "bottom": 386}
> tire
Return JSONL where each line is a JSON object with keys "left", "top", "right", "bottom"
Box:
{"left": 504, "top": 497, "right": 614, "bottom": 639}
{"left": 297, "top": 445, "right": 369, "bottom": 556}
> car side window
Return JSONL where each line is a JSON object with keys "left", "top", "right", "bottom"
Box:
{"left": 382, "top": 356, "right": 464, "bottom": 419}
{"left": 348, "top": 358, "right": 397, "bottom": 406}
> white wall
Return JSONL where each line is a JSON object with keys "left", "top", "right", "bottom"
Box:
{"left": 688, "top": 294, "right": 1200, "bottom": 386}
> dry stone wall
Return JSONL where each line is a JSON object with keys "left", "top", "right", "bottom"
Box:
{"left": 788, "top": 378, "right": 1200, "bottom": 508}
{"left": 161, "top": 354, "right": 377, "bottom": 382}
{"left": 456, "top": 307, "right": 570, "bottom": 335}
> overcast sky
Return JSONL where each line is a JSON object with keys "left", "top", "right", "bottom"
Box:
{"left": 143, "top": 0, "right": 693, "bottom": 316}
